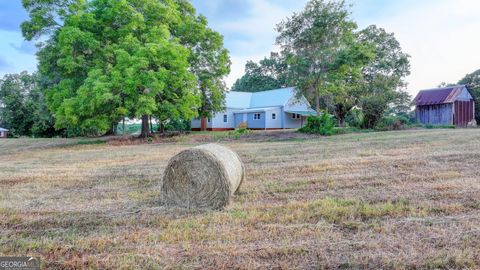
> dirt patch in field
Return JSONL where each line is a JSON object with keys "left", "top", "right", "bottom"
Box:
{"left": 106, "top": 130, "right": 322, "bottom": 146}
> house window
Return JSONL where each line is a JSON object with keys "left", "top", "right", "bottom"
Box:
{"left": 272, "top": 113, "right": 276, "bottom": 120}
{"left": 254, "top": 113, "right": 261, "bottom": 120}
{"left": 292, "top": 113, "right": 301, "bottom": 119}
{"left": 208, "top": 118, "right": 211, "bottom": 123}
{"left": 223, "top": 114, "right": 228, "bottom": 123}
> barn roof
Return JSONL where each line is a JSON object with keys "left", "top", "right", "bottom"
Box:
{"left": 226, "top": 87, "right": 298, "bottom": 109}
{"left": 414, "top": 85, "right": 470, "bottom": 106}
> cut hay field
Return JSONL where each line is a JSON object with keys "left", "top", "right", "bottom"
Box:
{"left": 1, "top": 129, "right": 480, "bottom": 269}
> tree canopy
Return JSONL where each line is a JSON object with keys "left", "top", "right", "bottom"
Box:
{"left": 276, "top": 0, "right": 363, "bottom": 116}
{"left": 22, "top": 0, "right": 230, "bottom": 137}
{"left": 0, "top": 72, "right": 57, "bottom": 137}
{"left": 458, "top": 69, "right": 480, "bottom": 122}
{"left": 232, "top": 1, "right": 411, "bottom": 128}
{"left": 232, "top": 53, "right": 288, "bottom": 93}
{"left": 356, "top": 25, "right": 411, "bottom": 128}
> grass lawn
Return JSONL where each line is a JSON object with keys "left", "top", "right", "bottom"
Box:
{"left": 1, "top": 129, "right": 479, "bottom": 269}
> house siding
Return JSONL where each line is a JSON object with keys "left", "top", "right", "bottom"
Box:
{"left": 265, "top": 108, "right": 283, "bottom": 129}
{"left": 211, "top": 110, "right": 235, "bottom": 129}
{"left": 191, "top": 118, "right": 201, "bottom": 129}
{"left": 284, "top": 95, "right": 311, "bottom": 112}
{"left": 234, "top": 113, "right": 247, "bottom": 128}
{"left": 283, "top": 112, "right": 304, "bottom": 129}
{"left": 247, "top": 112, "right": 266, "bottom": 129}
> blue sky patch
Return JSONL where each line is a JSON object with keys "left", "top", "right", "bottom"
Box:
{"left": 0, "top": 1, "right": 28, "bottom": 31}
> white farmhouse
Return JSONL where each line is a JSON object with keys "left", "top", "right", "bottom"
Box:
{"left": 191, "top": 87, "right": 316, "bottom": 131}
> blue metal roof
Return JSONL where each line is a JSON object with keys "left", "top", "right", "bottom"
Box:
{"left": 225, "top": 91, "right": 252, "bottom": 108}
{"left": 0, "top": 128, "right": 8, "bottom": 132}
{"left": 285, "top": 110, "right": 317, "bottom": 116}
{"left": 226, "top": 87, "right": 297, "bottom": 109}
{"left": 232, "top": 107, "right": 278, "bottom": 114}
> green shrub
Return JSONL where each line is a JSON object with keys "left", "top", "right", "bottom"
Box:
{"left": 165, "top": 118, "right": 190, "bottom": 132}
{"left": 375, "top": 115, "right": 410, "bottom": 131}
{"left": 299, "top": 113, "right": 336, "bottom": 136}
{"left": 227, "top": 127, "right": 252, "bottom": 138}
{"left": 235, "top": 127, "right": 251, "bottom": 135}
{"left": 345, "top": 109, "right": 365, "bottom": 128}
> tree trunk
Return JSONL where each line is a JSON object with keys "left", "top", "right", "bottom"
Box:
{"left": 140, "top": 115, "right": 150, "bottom": 138}
{"left": 315, "top": 89, "right": 320, "bottom": 116}
{"left": 122, "top": 117, "right": 125, "bottom": 136}
{"left": 104, "top": 123, "right": 116, "bottom": 136}
{"left": 157, "top": 121, "right": 165, "bottom": 133}
{"left": 200, "top": 117, "right": 208, "bottom": 131}
{"left": 149, "top": 116, "right": 153, "bottom": 133}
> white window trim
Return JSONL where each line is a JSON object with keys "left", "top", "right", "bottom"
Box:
{"left": 254, "top": 113, "right": 261, "bottom": 120}
{"left": 272, "top": 113, "right": 276, "bottom": 120}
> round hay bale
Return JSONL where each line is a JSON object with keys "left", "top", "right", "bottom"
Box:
{"left": 161, "top": 143, "right": 245, "bottom": 209}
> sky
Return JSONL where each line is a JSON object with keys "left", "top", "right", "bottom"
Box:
{"left": 1, "top": 0, "right": 480, "bottom": 96}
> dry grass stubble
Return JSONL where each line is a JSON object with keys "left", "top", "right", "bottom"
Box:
{"left": 0, "top": 129, "right": 479, "bottom": 269}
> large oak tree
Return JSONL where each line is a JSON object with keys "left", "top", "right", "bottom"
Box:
{"left": 22, "top": 0, "right": 230, "bottom": 136}
{"left": 275, "top": 0, "right": 359, "bottom": 115}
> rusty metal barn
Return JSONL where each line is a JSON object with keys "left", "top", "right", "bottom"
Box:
{"left": 414, "top": 85, "right": 475, "bottom": 127}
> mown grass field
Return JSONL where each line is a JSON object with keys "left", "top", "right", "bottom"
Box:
{"left": 1, "top": 129, "right": 480, "bottom": 269}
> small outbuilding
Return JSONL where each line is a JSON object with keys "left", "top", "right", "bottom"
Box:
{"left": 0, "top": 128, "right": 8, "bottom": 138}
{"left": 414, "top": 85, "right": 475, "bottom": 127}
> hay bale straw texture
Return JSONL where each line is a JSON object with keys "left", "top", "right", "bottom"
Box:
{"left": 161, "top": 144, "right": 245, "bottom": 209}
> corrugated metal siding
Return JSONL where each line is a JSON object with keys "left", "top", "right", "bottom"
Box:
{"left": 416, "top": 104, "right": 453, "bottom": 125}
{"left": 454, "top": 100, "right": 475, "bottom": 127}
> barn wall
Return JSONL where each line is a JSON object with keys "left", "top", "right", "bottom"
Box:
{"left": 454, "top": 100, "right": 475, "bottom": 127}
{"left": 416, "top": 104, "right": 453, "bottom": 125}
